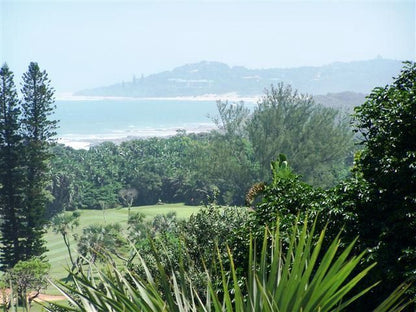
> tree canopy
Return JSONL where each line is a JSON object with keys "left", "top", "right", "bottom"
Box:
{"left": 0, "top": 64, "right": 24, "bottom": 268}
{"left": 0, "top": 62, "right": 57, "bottom": 269}
{"left": 48, "top": 84, "right": 355, "bottom": 214}
{"left": 351, "top": 61, "right": 416, "bottom": 303}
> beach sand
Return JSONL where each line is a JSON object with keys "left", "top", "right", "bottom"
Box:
{"left": 57, "top": 124, "right": 217, "bottom": 150}
{"left": 54, "top": 92, "right": 258, "bottom": 149}
{"left": 55, "top": 93, "right": 260, "bottom": 103}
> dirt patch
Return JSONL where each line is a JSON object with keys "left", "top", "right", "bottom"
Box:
{"left": 32, "top": 293, "right": 66, "bottom": 302}
{"left": 0, "top": 289, "right": 67, "bottom": 305}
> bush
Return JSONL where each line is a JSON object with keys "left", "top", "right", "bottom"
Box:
{"left": 49, "top": 218, "right": 412, "bottom": 311}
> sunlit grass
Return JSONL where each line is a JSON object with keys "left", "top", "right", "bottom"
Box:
{"left": 45, "top": 203, "right": 201, "bottom": 281}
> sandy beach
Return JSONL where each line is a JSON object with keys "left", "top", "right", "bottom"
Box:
{"left": 55, "top": 93, "right": 260, "bottom": 103}
{"left": 54, "top": 93, "right": 259, "bottom": 149}
{"left": 57, "top": 123, "right": 217, "bottom": 150}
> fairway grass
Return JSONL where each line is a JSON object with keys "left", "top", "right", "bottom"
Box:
{"left": 45, "top": 203, "right": 201, "bottom": 282}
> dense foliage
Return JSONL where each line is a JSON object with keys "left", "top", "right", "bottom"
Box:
{"left": 6, "top": 257, "right": 50, "bottom": 311}
{"left": 349, "top": 61, "right": 416, "bottom": 306}
{"left": 0, "top": 64, "right": 24, "bottom": 268}
{"left": 49, "top": 217, "right": 411, "bottom": 312}
{"left": 48, "top": 84, "right": 354, "bottom": 215}
{"left": 244, "top": 62, "right": 416, "bottom": 310}
{"left": 20, "top": 62, "right": 58, "bottom": 259}
{"left": 247, "top": 84, "right": 353, "bottom": 185}
{"left": 42, "top": 63, "right": 416, "bottom": 310}
{"left": 0, "top": 62, "right": 57, "bottom": 269}
{"left": 2, "top": 60, "right": 415, "bottom": 311}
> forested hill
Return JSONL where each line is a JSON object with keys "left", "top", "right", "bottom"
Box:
{"left": 314, "top": 92, "right": 366, "bottom": 111}
{"left": 75, "top": 58, "right": 403, "bottom": 97}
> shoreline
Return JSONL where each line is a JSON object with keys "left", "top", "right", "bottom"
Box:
{"left": 55, "top": 93, "right": 260, "bottom": 103}
{"left": 53, "top": 93, "right": 257, "bottom": 150}
{"left": 57, "top": 123, "right": 217, "bottom": 150}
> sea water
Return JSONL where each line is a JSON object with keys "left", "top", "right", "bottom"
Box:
{"left": 54, "top": 98, "right": 255, "bottom": 148}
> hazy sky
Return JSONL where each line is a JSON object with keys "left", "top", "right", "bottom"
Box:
{"left": 1, "top": 0, "right": 415, "bottom": 93}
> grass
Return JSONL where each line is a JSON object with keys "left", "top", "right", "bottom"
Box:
{"left": 45, "top": 203, "right": 201, "bottom": 282}
{"left": 23, "top": 203, "right": 200, "bottom": 311}
{"left": 43, "top": 217, "right": 413, "bottom": 312}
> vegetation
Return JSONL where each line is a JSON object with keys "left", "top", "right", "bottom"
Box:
{"left": 44, "top": 204, "right": 201, "bottom": 281}
{"left": 20, "top": 62, "right": 58, "bottom": 261}
{"left": 0, "top": 62, "right": 57, "bottom": 268}
{"left": 1, "top": 61, "right": 415, "bottom": 311}
{"left": 75, "top": 59, "right": 403, "bottom": 97}
{"left": 247, "top": 84, "right": 353, "bottom": 186}
{"left": 0, "top": 64, "right": 24, "bottom": 269}
{"left": 348, "top": 61, "right": 416, "bottom": 306}
{"left": 42, "top": 62, "right": 415, "bottom": 311}
{"left": 6, "top": 257, "right": 50, "bottom": 311}
{"left": 48, "top": 84, "right": 354, "bottom": 215}
{"left": 49, "top": 211, "right": 80, "bottom": 270}
{"left": 48, "top": 218, "right": 411, "bottom": 312}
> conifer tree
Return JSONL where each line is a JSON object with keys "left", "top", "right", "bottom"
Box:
{"left": 0, "top": 63, "right": 24, "bottom": 268}
{"left": 20, "top": 62, "right": 57, "bottom": 259}
{"left": 247, "top": 84, "right": 353, "bottom": 187}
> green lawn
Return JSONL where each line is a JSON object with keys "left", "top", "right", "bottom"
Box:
{"left": 45, "top": 203, "right": 201, "bottom": 282}
{"left": 26, "top": 203, "right": 201, "bottom": 311}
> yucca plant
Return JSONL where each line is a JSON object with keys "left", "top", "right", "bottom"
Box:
{"left": 47, "top": 250, "right": 203, "bottom": 312}
{"left": 45, "top": 218, "right": 411, "bottom": 312}
{"left": 211, "top": 220, "right": 411, "bottom": 312}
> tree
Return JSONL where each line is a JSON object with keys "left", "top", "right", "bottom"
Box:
{"left": 77, "top": 224, "right": 126, "bottom": 265}
{"left": 6, "top": 257, "right": 50, "bottom": 311}
{"left": 49, "top": 211, "right": 80, "bottom": 269}
{"left": 212, "top": 100, "right": 250, "bottom": 138}
{"left": 0, "top": 63, "right": 24, "bottom": 269}
{"left": 20, "top": 62, "right": 57, "bottom": 259}
{"left": 48, "top": 145, "right": 85, "bottom": 213}
{"left": 127, "top": 212, "right": 148, "bottom": 242}
{"left": 119, "top": 188, "right": 138, "bottom": 217}
{"left": 247, "top": 84, "right": 354, "bottom": 187}
{"left": 207, "top": 101, "right": 259, "bottom": 205}
{"left": 182, "top": 204, "right": 251, "bottom": 272}
{"left": 351, "top": 61, "right": 416, "bottom": 305}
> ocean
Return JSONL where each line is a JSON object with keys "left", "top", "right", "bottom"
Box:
{"left": 54, "top": 98, "right": 255, "bottom": 149}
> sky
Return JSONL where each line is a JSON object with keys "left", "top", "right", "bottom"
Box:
{"left": 1, "top": 0, "right": 415, "bottom": 93}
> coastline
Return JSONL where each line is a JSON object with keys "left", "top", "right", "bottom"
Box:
{"left": 55, "top": 92, "right": 260, "bottom": 103}
{"left": 54, "top": 92, "right": 258, "bottom": 150}
{"left": 57, "top": 123, "right": 217, "bottom": 150}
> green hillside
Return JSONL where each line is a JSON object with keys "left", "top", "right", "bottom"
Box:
{"left": 75, "top": 59, "right": 403, "bottom": 97}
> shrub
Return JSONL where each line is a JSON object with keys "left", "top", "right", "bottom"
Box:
{"left": 48, "top": 218, "right": 411, "bottom": 312}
